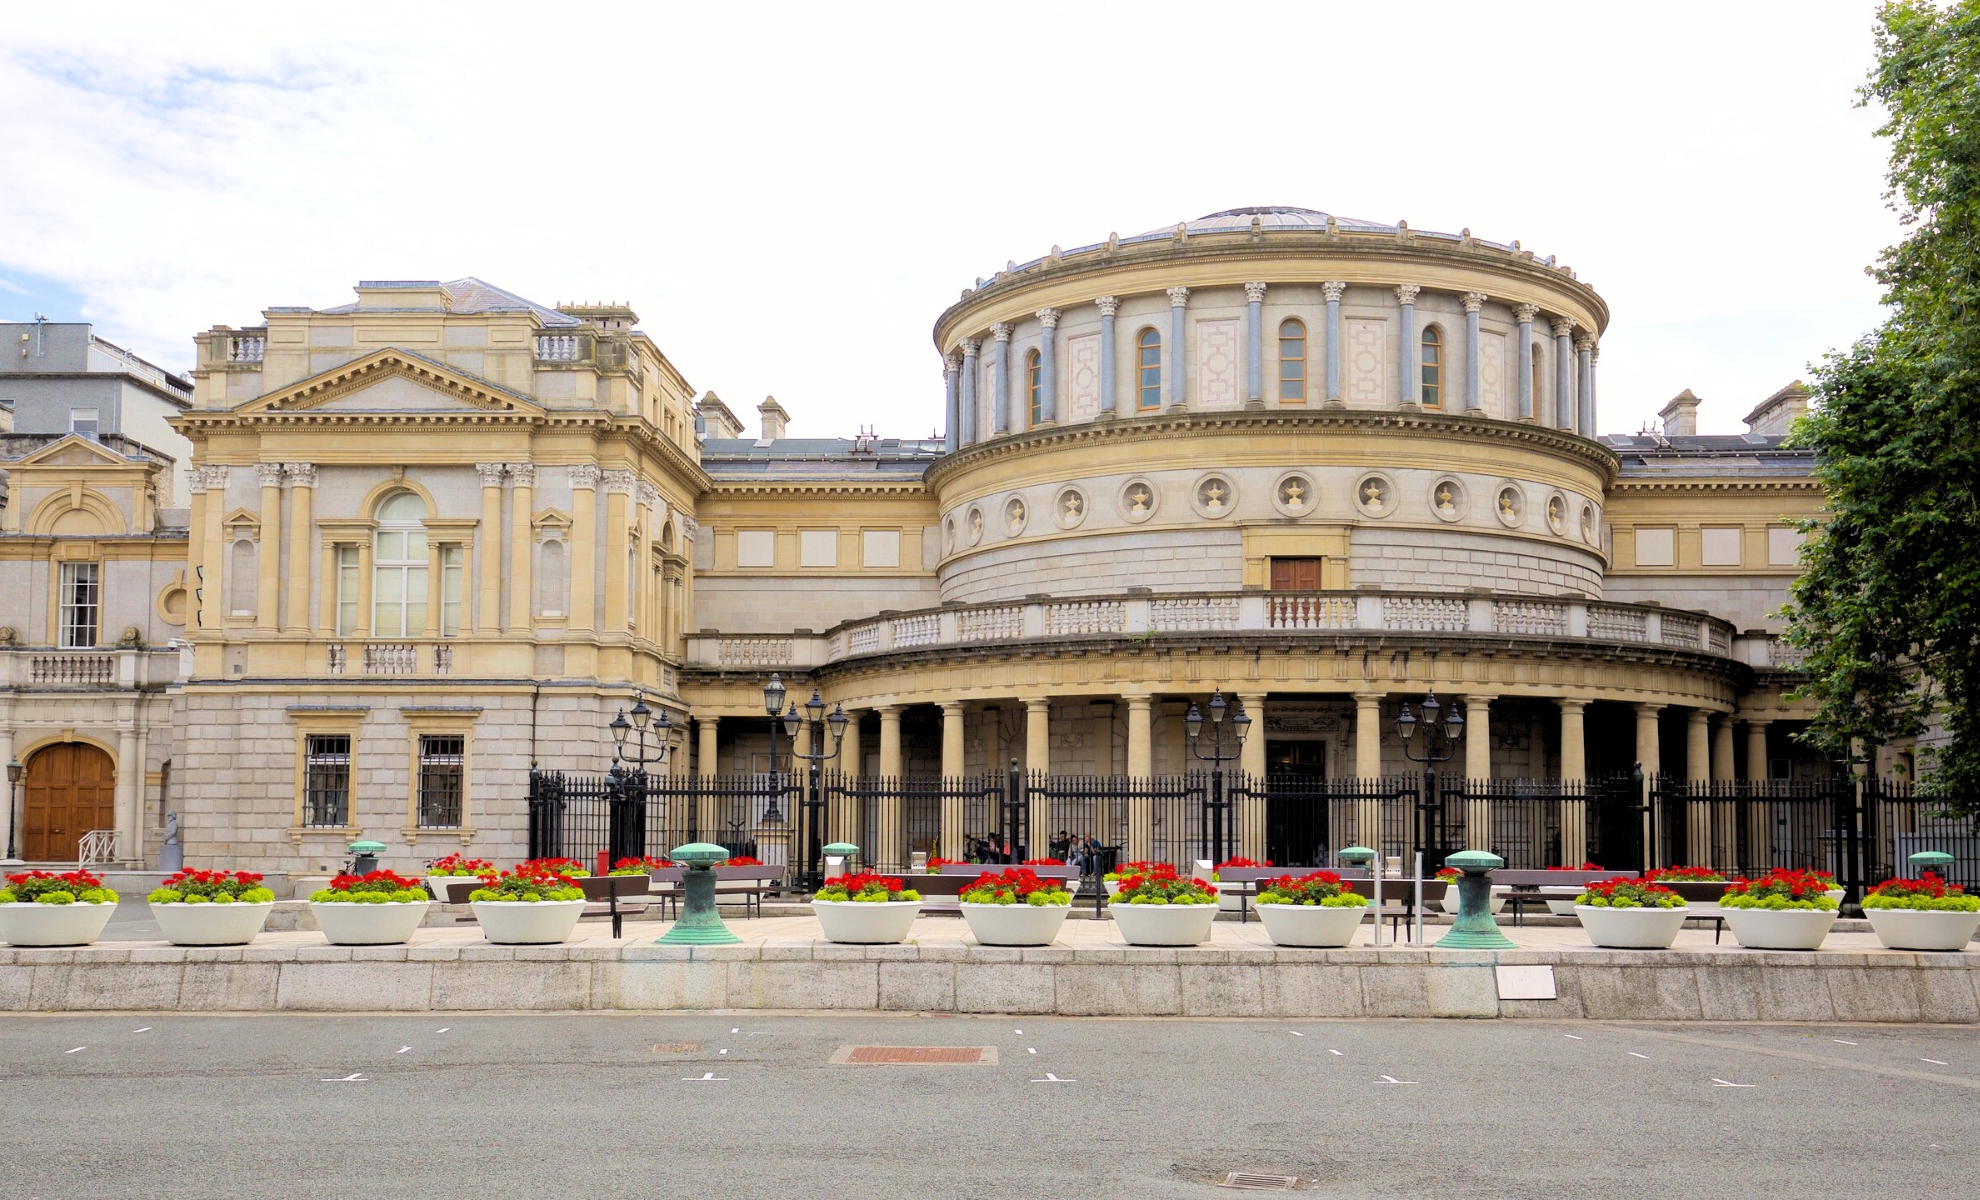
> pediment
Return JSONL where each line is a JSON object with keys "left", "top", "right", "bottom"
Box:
{"left": 237, "top": 350, "right": 544, "bottom": 419}
{"left": 15, "top": 435, "right": 136, "bottom": 469}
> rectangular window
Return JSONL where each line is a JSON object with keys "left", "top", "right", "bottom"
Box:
{"left": 735, "top": 529, "right": 775, "bottom": 568}
{"left": 1700, "top": 527, "right": 1743, "bottom": 567}
{"left": 58, "top": 562, "right": 100, "bottom": 648}
{"left": 417, "top": 735, "right": 466, "bottom": 828}
{"left": 799, "top": 529, "right": 838, "bottom": 568}
{"left": 69, "top": 408, "right": 99, "bottom": 438}
{"left": 303, "top": 735, "right": 352, "bottom": 827}
{"left": 861, "top": 529, "right": 901, "bottom": 568}
{"left": 1768, "top": 526, "right": 1803, "bottom": 566}
{"left": 336, "top": 546, "right": 359, "bottom": 635}
{"left": 439, "top": 545, "right": 464, "bottom": 636}
{"left": 1634, "top": 527, "right": 1676, "bottom": 567}
{"left": 1270, "top": 557, "right": 1324, "bottom": 591}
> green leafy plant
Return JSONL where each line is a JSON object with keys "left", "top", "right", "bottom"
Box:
{"left": 1103, "top": 860, "right": 1176, "bottom": 883}
{"left": 1862, "top": 877, "right": 1980, "bottom": 912}
{"left": 0, "top": 869, "right": 117, "bottom": 905}
{"left": 149, "top": 869, "right": 275, "bottom": 905}
{"left": 1646, "top": 867, "right": 1727, "bottom": 883}
{"left": 469, "top": 868, "right": 585, "bottom": 903}
{"left": 960, "top": 868, "right": 1070, "bottom": 907}
{"left": 814, "top": 872, "right": 920, "bottom": 903}
{"left": 1113, "top": 869, "right": 1217, "bottom": 906}
{"left": 517, "top": 858, "right": 589, "bottom": 878}
{"left": 1720, "top": 869, "right": 1841, "bottom": 911}
{"left": 309, "top": 870, "right": 430, "bottom": 904}
{"left": 1576, "top": 878, "right": 1687, "bottom": 910}
{"left": 426, "top": 854, "right": 494, "bottom": 878}
{"left": 1255, "top": 870, "right": 1368, "bottom": 908}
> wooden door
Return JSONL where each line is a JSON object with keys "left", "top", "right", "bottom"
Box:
{"left": 24, "top": 743, "right": 116, "bottom": 862}
{"left": 1269, "top": 557, "right": 1323, "bottom": 590}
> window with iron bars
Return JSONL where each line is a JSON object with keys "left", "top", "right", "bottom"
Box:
{"left": 303, "top": 735, "right": 351, "bottom": 827}
{"left": 418, "top": 735, "right": 466, "bottom": 827}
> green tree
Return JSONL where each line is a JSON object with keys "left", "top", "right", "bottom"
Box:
{"left": 1783, "top": 1, "right": 1980, "bottom": 809}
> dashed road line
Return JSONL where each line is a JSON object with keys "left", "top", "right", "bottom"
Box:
{"left": 1031, "top": 1073, "right": 1075, "bottom": 1083}
{"left": 321, "top": 1073, "right": 366, "bottom": 1082}
{"left": 1629, "top": 1052, "right": 1650, "bottom": 1060}
{"left": 1922, "top": 1058, "right": 1950, "bottom": 1066}
{"left": 683, "top": 1072, "right": 727, "bottom": 1082}
{"left": 1377, "top": 1075, "right": 1418, "bottom": 1085}
{"left": 1711, "top": 1079, "right": 1757, "bottom": 1088}
{"left": 64, "top": 1047, "right": 85, "bottom": 1054}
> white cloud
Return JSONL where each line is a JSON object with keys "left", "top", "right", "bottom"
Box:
{"left": 0, "top": 0, "right": 1900, "bottom": 439}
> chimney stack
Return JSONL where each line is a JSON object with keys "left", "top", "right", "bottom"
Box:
{"left": 757, "top": 395, "right": 790, "bottom": 442}
{"left": 1743, "top": 381, "right": 1811, "bottom": 437}
{"left": 1658, "top": 389, "right": 1701, "bottom": 437}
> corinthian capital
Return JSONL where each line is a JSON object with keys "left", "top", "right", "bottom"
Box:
{"left": 1394, "top": 284, "right": 1422, "bottom": 306}
{"left": 568, "top": 464, "right": 601, "bottom": 490}
{"left": 1574, "top": 333, "right": 1595, "bottom": 354}
{"left": 1095, "top": 295, "right": 1119, "bottom": 317}
{"left": 507, "top": 462, "right": 537, "bottom": 487}
{"left": 602, "top": 468, "right": 638, "bottom": 495}
{"left": 1513, "top": 304, "right": 1540, "bottom": 324}
{"left": 1460, "top": 292, "right": 1488, "bottom": 314}
{"left": 1167, "top": 286, "right": 1190, "bottom": 308}
{"left": 476, "top": 462, "right": 508, "bottom": 488}
{"left": 943, "top": 353, "right": 962, "bottom": 372}
{"left": 256, "top": 462, "right": 286, "bottom": 488}
{"left": 1550, "top": 316, "right": 1577, "bottom": 339}
{"left": 283, "top": 462, "right": 317, "bottom": 488}
{"left": 960, "top": 337, "right": 981, "bottom": 357}
{"left": 991, "top": 322, "right": 1012, "bottom": 343}
{"left": 1035, "top": 308, "right": 1060, "bottom": 329}
{"left": 1244, "top": 281, "right": 1268, "bottom": 304}
{"left": 1322, "top": 281, "right": 1346, "bottom": 303}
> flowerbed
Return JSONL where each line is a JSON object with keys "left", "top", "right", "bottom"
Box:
{"left": 1253, "top": 870, "right": 1366, "bottom": 947}
{"left": 610, "top": 857, "right": 670, "bottom": 876}
{"left": 309, "top": 870, "right": 432, "bottom": 945}
{"left": 310, "top": 870, "right": 430, "bottom": 904}
{"left": 471, "top": 869, "right": 587, "bottom": 902}
{"left": 1721, "top": 869, "right": 1840, "bottom": 911}
{"left": 1860, "top": 877, "right": 1980, "bottom": 951}
{"left": 1576, "top": 879, "right": 1686, "bottom": 909}
{"left": 1256, "top": 870, "right": 1367, "bottom": 908}
{"left": 427, "top": 854, "right": 494, "bottom": 878}
{"left": 0, "top": 870, "right": 120, "bottom": 946}
{"left": 960, "top": 868, "right": 1070, "bottom": 906}
{"left": 149, "top": 869, "right": 275, "bottom": 906}
{"left": 815, "top": 872, "right": 921, "bottom": 903}
{"left": 1, "top": 869, "right": 118, "bottom": 906}
{"left": 1647, "top": 866, "right": 1727, "bottom": 883}
{"left": 1862, "top": 877, "right": 1980, "bottom": 912}
{"left": 517, "top": 858, "right": 590, "bottom": 879}
{"left": 1114, "top": 870, "right": 1216, "bottom": 905}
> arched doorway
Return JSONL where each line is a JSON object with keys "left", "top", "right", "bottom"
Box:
{"left": 24, "top": 743, "right": 116, "bottom": 862}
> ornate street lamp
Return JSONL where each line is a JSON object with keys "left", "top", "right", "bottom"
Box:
{"left": 761, "top": 674, "right": 789, "bottom": 824}
{"left": 604, "top": 690, "right": 672, "bottom": 864}
{"left": 1396, "top": 687, "right": 1465, "bottom": 875}
{"left": 784, "top": 689, "right": 849, "bottom": 889}
{"left": 3, "top": 758, "right": 20, "bottom": 864}
{"left": 1185, "top": 688, "right": 1251, "bottom": 864}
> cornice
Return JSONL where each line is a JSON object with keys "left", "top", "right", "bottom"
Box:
{"left": 922, "top": 408, "right": 1621, "bottom": 491}
{"left": 1606, "top": 477, "right": 1821, "bottom": 493}
{"left": 703, "top": 479, "right": 931, "bottom": 498}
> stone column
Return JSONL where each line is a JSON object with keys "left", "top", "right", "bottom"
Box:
{"left": 1712, "top": 717, "right": 1736, "bottom": 783}
{"left": 198, "top": 466, "right": 228, "bottom": 633}
{"left": 697, "top": 715, "right": 719, "bottom": 779}
{"left": 186, "top": 471, "right": 210, "bottom": 629}
{"left": 567, "top": 465, "right": 598, "bottom": 632}
{"left": 991, "top": 323, "right": 1012, "bottom": 435}
{"left": 508, "top": 463, "right": 535, "bottom": 630}
{"left": 602, "top": 470, "right": 636, "bottom": 633}
{"left": 958, "top": 339, "right": 980, "bottom": 445}
{"left": 1035, "top": 310, "right": 1059, "bottom": 426}
{"left": 1575, "top": 335, "right": 1595, "bottom": 436}
{"left": 943, "top": 354, "right": 961, "bottom": 452}
{"left": 1237, "top": 693, "right": 1267, "bottom": 858}
{"left": 1744, "top": 720, "right": 1771, "bottom": 781}
{"left": 1125, "top": 694, "right": 1154, "bottom": 862}
{"left": 1096, "top": 297, "right": 1119, "bottom": 417}
{"left": 422, "top": 536, "right": 444, "bottom": 638}
{"left": 1023, "top": 697, "right": 1051, "bottom": 856}
{"left": 0, "top": 722, "right": 13, "bottom": 855}
{"left": 1588, "top": 345, "right": 1601, "bottom": 436}
{"left": 1709, "top": 714, "right": 1737, "bottom": 868}
{"left": 1461, "top": 293, "right": 1486, "bottom": 412}
{"left": 1395, "top": 284, "right": 1421, "bottom": 407}
{"left": 284, "top": 463, "right": 314, "bottom": 630}
{"left": 1634, "top": 703, "right": 1663, "bottom": 867}
{"left": 1685, "top": 708, "right": 1712, "bottom": 867}
{"left": 1166, "top": 287, "right": 1189, "bottom": 411}
{"left": 1323, "top": 282, "right": 1345, "bottom": 405}
{"left": 255, "top": 463, "right": 283, "bottom": 630}
{"left": 939, "top": 702, "right": 966, "bottom": 859}
{"left": 474, "top": 463, "right": 506, "bottom": 633}
{"left": 115, "top": 713, "right": 141, "bottom": 863}
{"left": 834, "top": 709, "right": 861, "bottom": 845}
{"left": 1463, "top": 696, "right": 1495, "bottom": 850}
{"left": 1353, "top": 692, "right": 1384, "bottom": 856}
{"left": 1558, "top": 699, "right": 1588, "bottom": 866}
{"left": 877, "top": 705, "right": 904, "bottom": 869}
{"left": 1514, "top": 305, "right": 1538, "bottom": 421}
{"left": 1244, "top": 282, "right": 1267, "bottom": 408}
{"left": 1552, "top": 318, "right": 1577, "bottom": 430}
{"left": 1745, "top": 718, "right": 1773, "bottom": 863}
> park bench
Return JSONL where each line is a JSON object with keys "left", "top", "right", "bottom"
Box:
{"left": 577, "top": 874, "right": 652, "bottom": 938}
{"left": 1342, "top": 877, "right": 1452, "bottom": 943}
{"left": 1493, "top": 869, "right": 1642, "bottom": 927}
{"left": 648, "top": 866, "right": 780, "bottom": 920}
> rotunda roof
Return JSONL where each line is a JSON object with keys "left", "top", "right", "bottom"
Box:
{"left": 1139, "top": 206, "right": 1397, "bottom": 237}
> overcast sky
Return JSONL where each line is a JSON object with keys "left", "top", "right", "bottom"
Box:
{"left": 1, "top": 1, "right": 1897, "bottom": 438}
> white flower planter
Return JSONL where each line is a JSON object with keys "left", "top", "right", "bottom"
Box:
{"left": 1104, "top": 879, "right": 1120, "bottom": 896}
{"left": 150, "top": 901, "right": 274, "bottom": 946}
{"left": 471, "top": 898, "right": 587, "bottom": 944}
{"left": 1111, "top": 901, "right": 1219, "bottom": 946}
{"left": 312, "top": 900, "right": 432, "bottom": 945}
{"left": 426, "top": 876, "right": 482, "bottom": 903}
{"left": 811, "top": 899, "right": 922, "bottom": 944}
{"left": 1864, "top": 907, "right": 1980, "bottom": 952}
{"left": 1255, "top": 902, "right": 1365, "bottom": 948}
{"left": 0, "top": 901, "right": 117, "bottom": 947}
{"left": 1540, "top": 887, "right": 1582, "bottom": 916}
{"left": 1441, "top": 884, "right": 1510, "bottom": 915}
{"left": 960, "top": 901, "right": 1070, "bottom": 946}
{"left": 1825, "top": 888, "right": 1846, "bottom": 905}
{"left": 1575, "top": 905, "right": 1689, "bottom": 949}
{"left": 1722, "top": 906, "right": 1838, "bottom": 950}
{"left": 1215, "top": 882, "right": 1246, "bottom": 912}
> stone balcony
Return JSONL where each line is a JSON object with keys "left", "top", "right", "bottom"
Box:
{"left": 0, "top": 647, "right": 186, "bottom": 689}
{"left": 686, "top": 590, "right": 1743, "bottom": 671}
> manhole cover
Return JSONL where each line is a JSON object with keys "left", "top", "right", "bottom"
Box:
{"left": 829, "top": 1045, "right": 998, "bottom": 1065}
{"left": 1218, "top": 1172, "right": 1299, "bottom": 1191}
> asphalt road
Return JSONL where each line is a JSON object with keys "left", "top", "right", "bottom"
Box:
{"left": 1, "top": 1013, "right": 1975, "bottom": 1198}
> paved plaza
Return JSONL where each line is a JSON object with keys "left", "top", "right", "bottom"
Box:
{"left": 1, "top": 1012, "right": 1975, "bottom": 1197}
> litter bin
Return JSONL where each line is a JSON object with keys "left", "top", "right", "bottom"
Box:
{"left": 823, "top": 842, "right": 858, "bottom": 880}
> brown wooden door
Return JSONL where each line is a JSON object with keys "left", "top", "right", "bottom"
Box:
{"left": 1269, "top": 557, "right": 1323, "bottom": 590}
{"left": 24, "top": 743, "right": 116, "bottom": 861}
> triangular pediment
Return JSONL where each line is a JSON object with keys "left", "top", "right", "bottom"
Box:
{"left": 15, "top": 435, "right": 139, "bottom": 469}
{"left": 236, "top": 349, "right": 545, "bottom": 419}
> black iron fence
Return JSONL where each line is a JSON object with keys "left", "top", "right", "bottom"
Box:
{"left": 527, "top": 768, "right": 1975, "bottom": 895}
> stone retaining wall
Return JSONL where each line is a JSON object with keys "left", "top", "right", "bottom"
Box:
{"left": 8, "top": 943, "right": 1978, "bottom": 1022}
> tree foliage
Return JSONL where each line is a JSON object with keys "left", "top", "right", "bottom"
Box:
{"left": 1782, "top": 1, "right": 1980, "bottom": 808}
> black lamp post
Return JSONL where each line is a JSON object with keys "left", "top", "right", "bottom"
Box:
{"left": 781, "top": 688, "right": 848, "bottom": 889}
{"left": 1396, "top": 688, "right": 1465, "bottom": 870}
{"left": 606, "top": 692, "right": 672, "bottom": 863}
{"left": 3, "top": 758, "right": 20, "bottom": 864}
{"left": 1185, "top": 689, "right": 1252, "bottom": 864}
{"left": 759, "top": 674, "right": 789, "bottom": 827}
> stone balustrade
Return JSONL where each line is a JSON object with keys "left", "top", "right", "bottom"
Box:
{"left": 686, "top": 590, "right": 1740, "bottom": 670}
{"left": 0, "top": 648, "right": 180, "bottom": 689}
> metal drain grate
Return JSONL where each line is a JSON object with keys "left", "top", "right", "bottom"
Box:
{"left": 1218, "top": 1172, "right": 1299, "bottom": 1191}
{"left": 829, "top": 1045, "right": 998, "bottom": 1065}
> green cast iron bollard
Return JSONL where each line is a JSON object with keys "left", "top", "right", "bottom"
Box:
{"left": 1434, "top": 849, "right": 1517, "bottom": 949}
{"left": 1337, "top": 846, "right": 1376, "bottom": 872}
{"left": 1908, "top": 850, "right": 1955, "bottom": 879}
{"left": 657, "top": 842, "right": 743, "bottom": 945}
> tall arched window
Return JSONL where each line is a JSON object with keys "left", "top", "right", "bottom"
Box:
{"left": 1137, "top": 327, "right": 1162, "bottom": 411}
{"left": 1279, "top": 318, "right": 1307, "bottom": 404}
{"left": 1421, "top": 325, "right": 1443, "bottom": 408}
{"left": 372, "top": 491, "right": 429, "bottom": 637}
{"left": 1026, "top": 348, "right": 1043, "bottom": 427}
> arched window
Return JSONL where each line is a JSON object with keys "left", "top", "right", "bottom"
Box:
{"left": 1026, "top": 348, "right": 1043, "bottom": 427}
{"left": 372, "top": 491, "right": 429, "bottom": 637}
{"left": 1279, "top": 318, "right": 1307, "bottom": 404}
{"left": 1137, "top": 327, "right": 1162, "bottom": 411}
{"left": 1421, "top": 325, "right": 1443, "bottom": 408}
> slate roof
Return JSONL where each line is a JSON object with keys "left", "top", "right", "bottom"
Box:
{"left": 1602, "top": 432, "right": 1816, "bottom": 479}
{"left": 316, "top": 278, "right": 580, "bottom": 326}
{"left": 700, "top": 436, "right": 946, "bottom": 482}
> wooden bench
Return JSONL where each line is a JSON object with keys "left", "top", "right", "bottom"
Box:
{"left": 578, "top": 874, "right": 652, "bottom": 938}
{"left": 648, "top": 866, "right": 780, "bottom": 920}
{"left": 1343, "top": 877, "right": 1452, "bottom": 942}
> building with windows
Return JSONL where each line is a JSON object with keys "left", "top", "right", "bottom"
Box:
{"left": 0, "top": 210, "right": 1865, "bottom": 876}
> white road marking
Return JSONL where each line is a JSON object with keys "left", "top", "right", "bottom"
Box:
{"left": 1031, "top": 1073, "right": 1075, "bottom": 1083}
{"left": 1328, "top": 1049, "right": 1343, "bottom": 1056}
{"left": 683, "top": 1072, "right": 727, "bottom": 1082}
{"left": 1014, "top": 1029, "right": 1023, "bottom": 1035}
{"left": 1922, "top": 1058, "right": 1950, "bottom": 1066}
{"left": 1629, "top": 1052, "right": 1650, "bottom": 1060}
{"left": 396, "top": 1046, "right": 411, "bottom": 1054}
{"left": 719, "top": 1049, "right": 728, "bottom": 1055}
{"left": 64, "top": 1047, "right": 85, "bottom": 1054}
{"left": 1290, "top": 1031, "right": 1304, "bottom": 1037}
{"left": 1711, "top": 1079, "right": 1756, "bottom": 1088}
{"left": 1564, "top": 1034, "right": 1584, "bottom": 1040}
{"left": 436, "top": 1028, "right": 450, "bottom": 1034}
{"left": 322, "top": 1073, "right": 367, "bottom": 1082}
{"left": 131, "top": 1028, "right": 151, "bottom": 1034}
{"left": 1377, "top": 1075, "right": 1418, "bottom": 1085}
{"left": 1027, "top": 1047, "right": 1037, "bottom": 1054}
{"left": 732, "top": 1028, "right": 740, "bottom": 1034}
